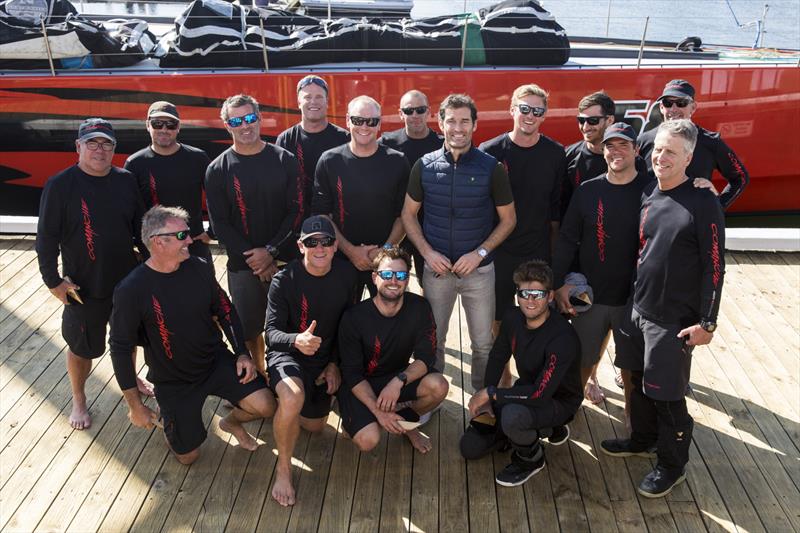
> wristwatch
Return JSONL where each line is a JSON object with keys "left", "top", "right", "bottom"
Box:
{"left": 265, "top": 244, "right": 279, "bottom": 258}
{"left": 477, "top": 247, "right": 488, "bottom": 258}
{"left": 486, "top": 385, "right": 497, "bottom": 401}
{"left": 699, "top": 319, "right": 717, "bottom": 333}
{"left": 383, "top": 242, "right": 394, "bottom": 250}
{"left": 397, "top": 372, "right": 408, "bottom": 384}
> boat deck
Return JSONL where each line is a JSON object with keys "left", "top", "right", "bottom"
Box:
{"left": 1, "top": 235, "right": 798, "bottom": 532}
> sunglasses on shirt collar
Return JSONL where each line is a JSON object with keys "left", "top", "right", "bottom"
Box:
{"left": 401, "top": 105, "right": 428, "bottom": 116}
{"left": 226, "top": 112, "right": 259, "bottom": 128}
{"left": 516, "top": 103, "right": 546, "bottom": 117}
{"left": 516, "top": 288, "right": 548, "bottom": 300}
{"left": 349, "top": 116, "right": 381, "bottom": 127}
{"left": 151, "top": 230, "right": 189, "bottom": 241}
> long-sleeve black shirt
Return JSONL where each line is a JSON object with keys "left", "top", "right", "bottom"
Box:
{"left": 634, "top": 179, "right": 726, "bottom": 324}
{"left": 312, "top": 143, "right": 410, "bottom": 246}
{"left": 338, "top": 293, "right": 437, "bottom": 389}
{"left": 36, "top": 165, "right": 144, "bottom": 299}
{"left": 109, "top": 256, "right": 248, "bottom": 390}
{"left": 552, "top": 172, "right": 654, "bottom": 306}
{"left": 205, "top": 144, "right": 301, "bottom": 271}
{"left": 124, "top": 144, "right": 211, "bottom": 238}
{"left": 479, "top": 133, "right": 566, "bottom": 259}
{"left": 638, "top": 125, "right": 749, "bottom": 209}
{"left": 379, "top": 128, "right": 443, "bottom": 167}
{"left": 276, "top": 123, "right": 350, "bottom": 231}
{"left": 485, "top": 308, "right": 582, "bottom": 409}
{"left": 266, "top": 258, "right": 358, "bottom": 368}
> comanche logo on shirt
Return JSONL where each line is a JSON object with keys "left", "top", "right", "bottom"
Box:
{"left": 367, "top": 336, "right": 381, "bottom": 375}
{"left": 80, "top": 198, "right": 97, "bottom": 261}
{"left": 148, "top": 172, "right": 159, "bottom": 205}
{"left": 596, "top": 198, "right": 608, "bottom": 262}
{"left": 336, "top": 176, "right": 346, "bottom": 230}
{"left": 299, "top": 294, "right": 309, "bottom": 332}
{"left": 531, "top": 353, "right": 557, "bottom": 399}
{"left": 152, "top": 295, "right": 174, "bottom": 359}
{"left": 233, "top": 175, "right": 249, "bottom": 235}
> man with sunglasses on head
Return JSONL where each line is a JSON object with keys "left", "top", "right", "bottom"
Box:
{"left": 124, "top": 101, "right": 212, "bottom": 263}
{"left": 276, "top": 75, "right": 350, "bottom": 252}
{"left": 402, "top": 93, "right": 516, "bottom": 392}
{"left": 337, "top": 246, "right": 448, "bottom": 454}
{"left": 379, "top": 90, "right": 444, "bottom": 288}
{"left": 266, "top": 215, "right": 358, "bottom": 506}
{"left": 461, "top": 260, "right": 581, "bottom": 487}
{"left": 312, "top": 95, "right": 410, "bottom": 299}
{"left": 205, "top": 94, "right": 301, "bottom": 376}
{"left": 36, "top": 118, "right": 146, "bottom": 430}
{"left": 637, "top": 79, "right": 749, "bottom": 209}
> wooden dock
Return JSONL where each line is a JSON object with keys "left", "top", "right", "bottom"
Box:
{"left": 1, "top": 235, "right": 798, "bottom": 532}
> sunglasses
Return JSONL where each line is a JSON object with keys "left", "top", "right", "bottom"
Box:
{"left": 661, "top": 98, "right": 691, "bottom": 108}
{"left": 516, "top": 288, "right": 548, "bottom": 300}
{"left": 226, "top": 112, "right": 259, "bottom": 128}
{"left": 401, "top": 105, "right": 428, "bottom": 116}
{"left": 576, "top": 115, "right": 607, "bottom": 126}
{"left": 349, "top": 116, "right": 381, "bottom": 127}
{"left": 149, "top": 119, "right": 179, "bottom": 130}
{"left": 152, "top": 230, "right": 189, "bottom": 241}
{"left": 302, "top": 236, "right": 335, "bottom": 248}
{"left": 297, "top": 77, "right": 328, "bottom": 93}
{"left": 516, "top": 104, "right": 546, "bottom": 117}
{"left": 376, "top": 270, "right": 409, "bottom": 281}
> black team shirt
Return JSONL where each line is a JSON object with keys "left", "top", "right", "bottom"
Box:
{"left": 638, "top": 126, "right": 749, "bottom": 209}
{"left": 205, "top": 144, "right": 301, "bottom": 272}
{"left": 312, "top": 144, "right": 410, "bottom": 246}
{"left": 552, "top": 172, "right": 654, "bottom": 306}
{"left": 276, "top": 123, "right": 350, "bottom": 229}
{"left": 124, "top": 144, "right": 211, "bottom": 239}
{"left": 379, "top": 128, "right": 443, "bottom": 167}
{"left": 36, "top": 165, "right": 144, "bottom": 299}
{"left": 635, "top": 179, "right": 725, "bottom": 324}
{"left": 479, "top": 133, "right": 567, "bottom": 260}
{"left": 266, "top": 258, "right": 358, "bottom": 369}
{"left": 338, "top": 293, "right": 437, "bottom": 389}
{"left": 109, "top": 256, "right": 248, "bottom": 390}
{"left": 485, "top": 308, "right": 582, "bottom": 410}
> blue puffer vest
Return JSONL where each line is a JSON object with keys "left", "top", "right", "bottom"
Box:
{"left": 420, "top": 146, "right": 497, "bottom": 264}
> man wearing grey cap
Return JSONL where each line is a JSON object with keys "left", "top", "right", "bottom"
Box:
{"left": 125, "top": 101, "right": 212, "bottom": 262}
{"left": 36, "top": 118, "right": 146, "bottom": 430}
{"left": 637, "top": 79, "right": 749, "bottom": 209}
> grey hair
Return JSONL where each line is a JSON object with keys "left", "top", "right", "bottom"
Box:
{"left": 220, "top": 94, "right": 260, "bottom": 121}
{"left": 347, "top": 95, "right": 381, "bottom": 116}
{"left": 656, "top": 119, "right": 698, "bottom": 154}
{"left": 142, "top": 205, "right": 189, "bottom": 250}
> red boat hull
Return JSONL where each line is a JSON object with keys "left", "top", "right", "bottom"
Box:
{"left": 1, "top": 66, "right": 798, "bottom": 216}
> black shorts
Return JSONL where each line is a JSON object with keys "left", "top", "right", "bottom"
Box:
{"left": 227, "top": 268, "right": 269, "bottom": 341}
{"left": 267, "top": 353, "right": 333, "bottom": 419}
{"left": 188, "top": 241, "right": 213, "bottom": 264}
{"left": 493, "top": 249, "right": 539, "bottom": 321}
{"left": 337, "top": 372, "right": 429, "bottom": 437}
{"left": 155, "top": 350, "right": 268, "bottom": 455}
{"left": 62, "top": 296, "right": 113, "bottom": 359}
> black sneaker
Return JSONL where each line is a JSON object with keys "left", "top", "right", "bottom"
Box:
{"left": 638, "top": 466, "right": 686, "bottom": 498}
{"left": 545, "top": 425, "right": 570, "bottom": 446}
{"left": 495, "top": 450, "right": 546, "bottom": 487}
{"left": 600, "top": 438, "right": 657, "bottom": 458}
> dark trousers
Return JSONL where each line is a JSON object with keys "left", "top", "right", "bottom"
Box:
{"left": 630, "top": 370, "right": 693, "bottom": 475}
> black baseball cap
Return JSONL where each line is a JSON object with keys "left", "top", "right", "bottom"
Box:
{"left": 147, "top": 101, "right": 180, "bottom": 120}
{"left": 657, "top": 79, "right": 696, "bottom": 101}
{"left": 602, "top": 122, "right": 637, "bottom": 143}
{"left": 300, "top": 215, "right": 335, "bottom": 239}
{"left": 77, "top": 118, "right": 115, "bottom": 143}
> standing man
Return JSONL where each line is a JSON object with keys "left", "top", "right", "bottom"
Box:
{"left": 402, "top": 94, "right": 516, "bottom": 391}
{"left": 479, "top": 84, "right": 566, "bottom": 334}
{"left": 602, "top": 120, "right": 725, "bottom": 498}
{"left": 36, "top": 118, "right": 145, "bottom": 430}
{"left": 380, "top": 89, "right": 443, "bottom": 286}
{"left": 638, "top": 79, "right": 749, "bottom": 209}
{"left": 552, "top": 123, "right": 652, "bottom": 407}
{"left": 125, "top": 101, "right": 212, "bottom": 262}
{"left": 276, "top": 75, "right": 350, "bottom": 243}
{"left": 266, "top": 215, "right": 358, "bottom": 507}
{"left": 110, "top": 206, "right": 276, "bottom": 464}
{"left": 337, "top": 247, "right": 449, "bottom": 454}
{"left": 205, "top": 94, "right": 301, "bottom": 376}
{"left": 312, "top": 95, "right": 410, "bottom": 298}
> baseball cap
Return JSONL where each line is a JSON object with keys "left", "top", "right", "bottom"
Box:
{"left": 296, "top": 75, "right": 328, "bottom": 95}
{"left": 602, "top": 122, "right": 637, "bottom": 143}
{"left": 300, "top": 215, "right": 335, "bottom": 239}
{"left": 77, "top": 118, "right": 115, "bottom": 143}
{"left": 147, "top": 101, "right": 180, "bottom": 121}
{"left": 657, "top": 79, "right": 696, "bottom": 101}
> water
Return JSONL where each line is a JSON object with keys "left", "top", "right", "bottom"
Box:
{"left": 80, "top": 0, "right": 800, "bottom": 50}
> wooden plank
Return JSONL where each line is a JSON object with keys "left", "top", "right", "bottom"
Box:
{"left": 0, "top": 237, "right": 34, "bottom": 272}
{"left": 316, "top": 415, "right": 357, "bottom": 533}
{"left": 491, "top": 450, "right": 529, "bottom": 533}
{"left": 0, "top": 250, "right": 38, "bottom": 296}
{"left": 756, "top": 252, "right": 799, "bottom": 289}
{"left": 408, "top": 411, "right": 440, "bottom": 533}
{"left": 0, "top": 306, "right": 63, "bottom": 399}
{"left": 349, "top": 433, "right": 388, "bottom": 533}
{"left": 466, "top": 441, "right": 500, "bottom": 533}
{"left": 379, "top": 433, "right": 413, "bottom": 533}
{"left": 731, "top": 253, "right": 798, "bottom": 331}
{"left": 0, "top": 291, "right": 62, "bottom": 367}
{"left": 0, "top": 278, "right": 52, "bottom": 338}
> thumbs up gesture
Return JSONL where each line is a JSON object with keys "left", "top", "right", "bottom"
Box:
{"left": 293, "top": 320, "right": 322, "bottom": 356}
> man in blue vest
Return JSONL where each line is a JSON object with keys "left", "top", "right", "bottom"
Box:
{"left": 401, "top": 94, "right": 516, "bottom": 391}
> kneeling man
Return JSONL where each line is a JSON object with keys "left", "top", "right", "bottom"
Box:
{"left": 338, "top": 246, "right": 449, "bottom": 454}
{"left": 461, "top": 260, "right": 582, "bottom": 487}
{"left": 110, "top": 206, "right": 276, "bottom": 465}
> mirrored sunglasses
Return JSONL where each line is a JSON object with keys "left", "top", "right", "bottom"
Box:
{"left": 376, "top": 270, "right": 409, "bottom": 281}
{"left": 226, "top": 112, "right": 259, "bottom": 128}
{"left": 401, "top": 105, "right": 428, "bottom": 116}
{"left": 516, "top": 104, "right": 546, "bottom": 117}
{"left": 149, "top": 119, "right": 179, "bottom": 130}
{"left": 302, "top": 236, "right": 335, "bottom": 248}
{"left": 349, "top": 116, "right": 381, "bottom": 127}
{"left": 516, "top": 288, "right": 548, "bottom": 300}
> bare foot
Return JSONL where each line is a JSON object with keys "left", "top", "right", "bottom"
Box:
{"left": 137, "top": 377, "right": 155, "bottom": 398}
{"left": 584, "top": 379, "right": 605, "bottom": 405}
{"left": 69, "top": 403, "right": 91, "bottom": 430}
{"left": 219, "top": 416, "right": 258, "bottom": 451}
{"left": 405, "top": 429, "right": 432, "bottom": 454}
{"left": 271, "top": 467, "right": 296, "bottom": 507}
